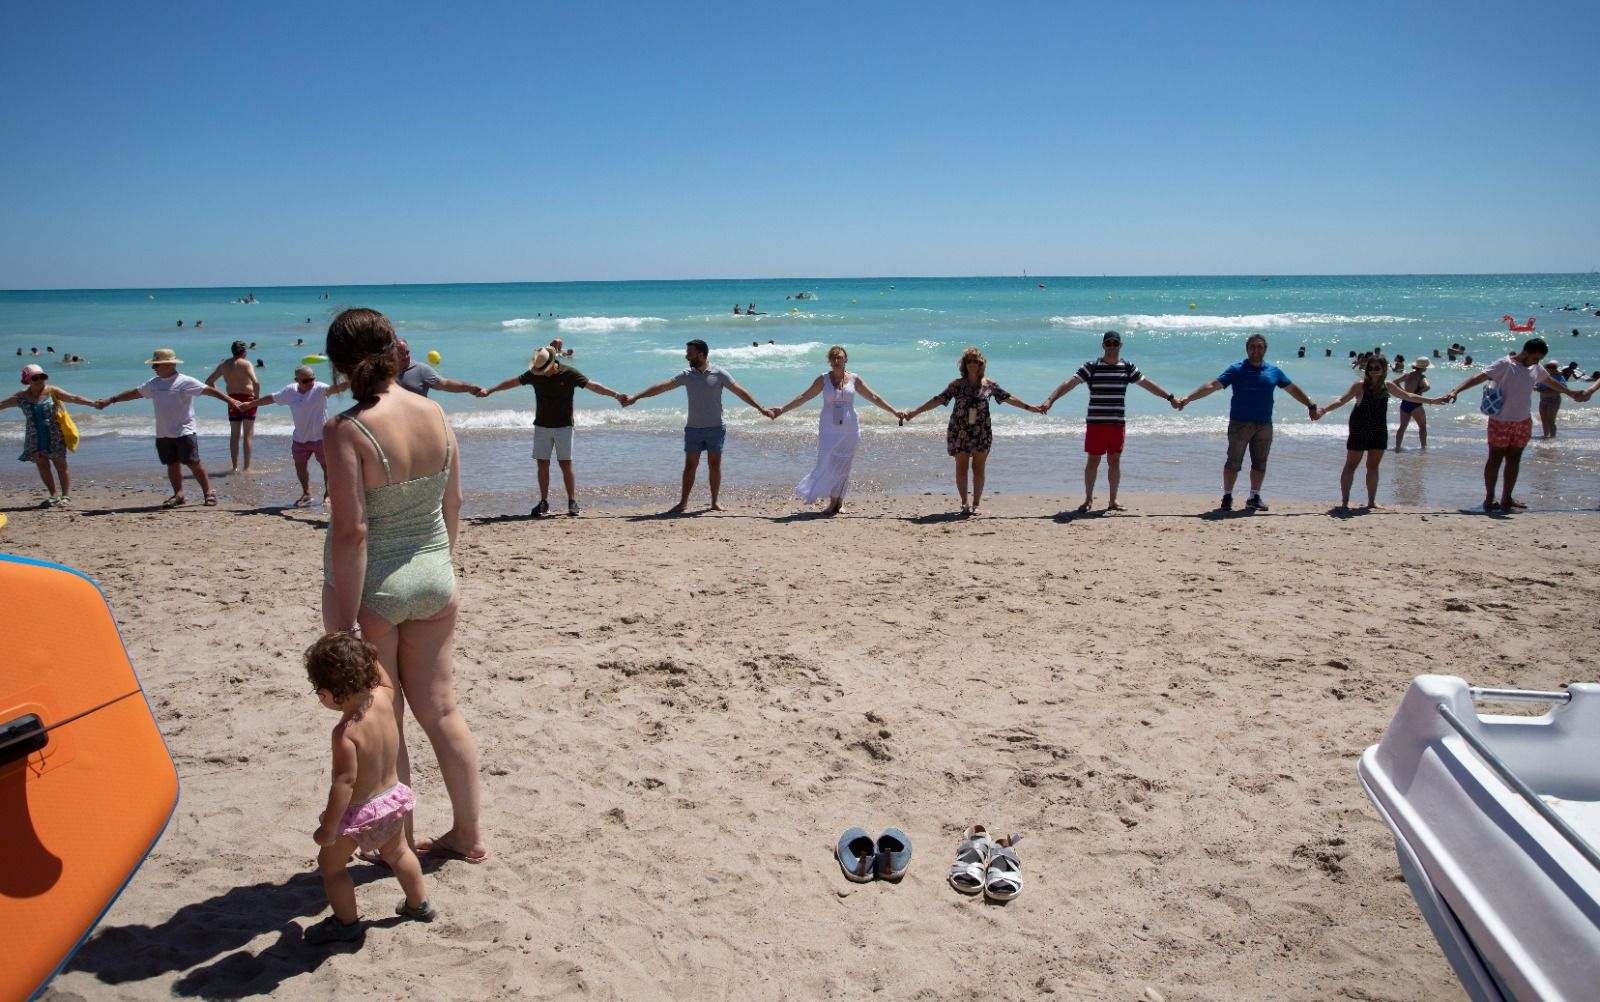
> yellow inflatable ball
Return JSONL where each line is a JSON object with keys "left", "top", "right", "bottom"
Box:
{"left": 426, "top": 350, "right": 442, "bottom": 365}
{"left": 301, "top": 354, "right": 327, "bottom": 364}
{"left": 1189, "top": 303, "right": 1197, "bottom": 310}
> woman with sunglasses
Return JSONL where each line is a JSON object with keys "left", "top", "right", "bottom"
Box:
{"left": 902, "top": 346, "right": 1044, "bottom": 516}
{"left": 1, "top": 363, "right": 95, "bottom": 507}
{"left": 1315, "top": 353, "right": 1448, "bottom": 512}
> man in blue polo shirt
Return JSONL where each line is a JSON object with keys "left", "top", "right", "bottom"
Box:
{"left": 1178, "top": 334, "right": 1320, "bottom": 511}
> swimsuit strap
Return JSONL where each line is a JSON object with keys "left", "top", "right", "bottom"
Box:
{"left": 342, "top": 415, "right": 392, "bottom": 485}
{"left": 436, "top": 401, "right": 452, "bottom": 472}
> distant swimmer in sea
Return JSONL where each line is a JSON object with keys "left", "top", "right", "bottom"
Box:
{"left": 752, "top": 341, "right": 759, "bottom": 347}
{"left": 733, "top": 304, "right": 742, "bottom": 315}
{"left": 1297, "top": 346, "right": 1305, "bottom": 358}
{"left": 176, "top": 321, "right": 184, "bottom": 328}
{"left": 548, "top": 337, "right": 573, "bottom": 358}
{"left": 1325, "top": 349, "right": 1332, "bottom": 357}
{"left": 194, "top": 321, "right": 203, "bottom": 328}
{"left": 296, "top": 338, "right": 305, "bottom": 346}
{"left": 747, "top": 303, "right": 760, "bottom": 315}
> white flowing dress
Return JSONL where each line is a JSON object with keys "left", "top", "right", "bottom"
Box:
{"left": 796, "top": 372, "right": 859, "bottom": 503}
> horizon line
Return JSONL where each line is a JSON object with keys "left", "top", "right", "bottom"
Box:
{"left": 5, "top": 270, "right": 1599, "bottom": 295}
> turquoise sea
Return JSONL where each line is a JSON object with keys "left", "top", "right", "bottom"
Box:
{"left": 4, "top": 275, "right": 1600, "bottom": 513}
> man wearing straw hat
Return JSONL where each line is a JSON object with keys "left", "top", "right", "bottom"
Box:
{"left": 95, "top": 348, "right": 245, "bottom": 508}
{"left": 477, "top": 344, "right": 624, "bottom": 517}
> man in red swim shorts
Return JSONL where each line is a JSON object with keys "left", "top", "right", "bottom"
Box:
{"left": 1445, "top": 337, "right": 1582, "bottom": 513}
{"left": 205, "top": 340, "right": 260, "bottom": 470}
{"left": 1041, "top": 331, "right": 1181, "bottom": 514}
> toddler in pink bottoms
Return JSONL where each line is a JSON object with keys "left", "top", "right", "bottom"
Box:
{"left": 304, "top": 632, "right": 436, "bottom": 946}
{"left": 332, "top": 782, "right": 416, "bottom": 853}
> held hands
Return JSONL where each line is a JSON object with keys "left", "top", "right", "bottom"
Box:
{"left": 93, "top": 398, "right": 108, "bottom": 410}
{"left": 762, "top": 406, "right": 780, "bottom": 419}
{"left": 473, "top": 387, "right": 493, "bottom": 398}
{"left": 619, "top": 394, "right": 635, "bottom": 407}
{"left": 1429, "top": 395, "right": 1452, "bottom": 405}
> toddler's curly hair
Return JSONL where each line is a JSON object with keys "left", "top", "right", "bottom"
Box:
{"left": 305, "top": 632, "right": 380, "bottom": 702}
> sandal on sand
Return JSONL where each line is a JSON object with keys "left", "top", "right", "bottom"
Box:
{"left": 293, "top": 494, "right": 313, "bottom": 507}
{"left": 874, "top": 828, "right": 913, "bottom": 881}
{"left": 837, "top": 827, "right": 877, "bottom": 883}
{"left": 984, "top": 833, "right": 1024, "bottom": 902}
{"left": 304, "top": 914, "right": 362, "bottom": 945}
{"left": 1074, "top": 501, "right": 1092, "bottom": 514}
{"left": 960, "top": 504, "right": 972, "bottom": 516}
{"left": 949, "top": 824, "right": 992, "bottom": 894}
{"left": 415, "top": 834, "right": 488, "bottom": 864}
{"left": 161, "top": 494, "right": 186, "bottom": 508}
{"left": 203, "top": 493, "right": 219, "bottom": 506}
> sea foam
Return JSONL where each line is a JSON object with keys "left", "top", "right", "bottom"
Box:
{"left": 1049, "top": 313, "right": 1418, "bottom": 331}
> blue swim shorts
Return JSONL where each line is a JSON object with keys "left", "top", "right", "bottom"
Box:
{"left": 683, "top": 425, "right": 727, "bottom": 454}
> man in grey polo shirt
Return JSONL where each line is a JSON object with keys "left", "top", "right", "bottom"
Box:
{"left": 396, "top": 339, "right": 483, "bottom": 397}
{"left": 623, "top": 339, "right": 776, "bottom": 512}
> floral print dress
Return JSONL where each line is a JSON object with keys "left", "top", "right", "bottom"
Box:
{"left": 16, "top": 391, "right": 66, "bottom": 461}
{"left": 933, "top": 378, "right": 1010, "bottom": 455}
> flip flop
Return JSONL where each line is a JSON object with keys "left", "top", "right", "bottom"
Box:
{"left": 416, "top": 834, "right": 488, "bottom": 864}
{"left": 293, "top": 494, "right": 313, "bottom": 507}
{"left": 161, "top": 495, "right": 187, "bottom": 508}
{"left": 1074, "top": 501, "right": 1092, "bottom": 514}
{"left": 203, "top": 493, "right": 219, "bottom": 506}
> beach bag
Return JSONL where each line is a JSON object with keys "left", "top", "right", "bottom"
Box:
{"left": 1479, "top": 384, "right": 1503, "bottom": 417}
{"left": 52, "top": 392, "right": 79, "bottom": 452}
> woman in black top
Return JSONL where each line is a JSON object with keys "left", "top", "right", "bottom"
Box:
{"left": 1316, "top": 354, "right": 1445, "bottom": 512}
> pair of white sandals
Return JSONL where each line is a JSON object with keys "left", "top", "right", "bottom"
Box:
{"left": 948, "top": 824, "right": 1023, "bottom": 901}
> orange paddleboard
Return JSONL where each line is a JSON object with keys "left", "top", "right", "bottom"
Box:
{"left": 0, "top": 555, "right": 178, "bottom": 1000}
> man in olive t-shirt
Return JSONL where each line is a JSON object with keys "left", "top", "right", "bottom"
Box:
{"left": 479, "top": 346, "right": 623, "bottom": 516}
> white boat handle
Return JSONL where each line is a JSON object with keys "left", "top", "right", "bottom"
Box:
{"left": 1468, "top": 686, "right": 1571, "bottom": 705}
{"left": 1437, "top": 701, "right": 1600, "bottom": 873}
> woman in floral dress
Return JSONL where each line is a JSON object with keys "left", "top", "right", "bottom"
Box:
{"left": 904, "top": 347, "right": 1042, "bottom": 517}
{"left": 1, "top": 363, "right": 94, "bottom": 507}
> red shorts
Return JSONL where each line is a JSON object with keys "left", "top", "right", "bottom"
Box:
{"left": 292, "top": 438, "right": 326, "bottom": 465}
{"left": 1486, "top": 417, "right": 1532, "bottom": 450}
{"left": 228, "top": 392, "right": 258, "bottom": 421}
{"left": 1084, "top": 423, "right": 1126, "bottom": 456}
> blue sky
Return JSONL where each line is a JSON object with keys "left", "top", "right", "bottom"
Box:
{"left": 3, "top": 1, "right": 1596, "bottom": 288}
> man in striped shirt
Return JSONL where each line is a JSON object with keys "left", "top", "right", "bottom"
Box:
{"left": 1042, "top": 330, "right": 1180, "bottom": 513}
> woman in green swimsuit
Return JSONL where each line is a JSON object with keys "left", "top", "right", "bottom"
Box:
{"left": 323, "top": 308, "right": 486, "bottom": 864}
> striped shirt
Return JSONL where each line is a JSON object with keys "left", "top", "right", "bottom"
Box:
{"left": 1075, "top": 358, "right": 1143, "bottom": 424}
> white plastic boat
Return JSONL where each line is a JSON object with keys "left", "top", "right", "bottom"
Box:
{"left": 1358, "top": 675, "right": 1600, "bottom": 1001}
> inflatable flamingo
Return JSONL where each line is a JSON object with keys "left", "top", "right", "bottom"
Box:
{"left": 1502, "top": 314, "right": 1536, "bottom": 332}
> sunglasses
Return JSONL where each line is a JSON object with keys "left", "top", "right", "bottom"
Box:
{"left": 27, "top": 374, "right": 46, "bottom": 382}
{"left": 296, "top": 377, "right": 314, "bottom": 384}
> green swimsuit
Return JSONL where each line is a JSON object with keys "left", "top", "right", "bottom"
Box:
{"left": 323, "top": 406, "right": 455, "bottom": 624}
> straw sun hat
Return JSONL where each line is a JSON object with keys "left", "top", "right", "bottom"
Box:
{"left": 1412, "top": 358, "right": 1430, "bottom": 370}
{"left": 144, "top": 348, "right": 184, "bottom": 365}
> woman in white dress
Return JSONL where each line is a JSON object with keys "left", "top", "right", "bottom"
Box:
{"left": 774, "top": 346, "right": 905, "bottom": 514}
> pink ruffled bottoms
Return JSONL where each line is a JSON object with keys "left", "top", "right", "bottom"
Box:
{"left": 334, "top": 782, "right": 415, "bottom": 852}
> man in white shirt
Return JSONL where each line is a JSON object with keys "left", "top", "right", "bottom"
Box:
{"left": 96, "top": 348, "right": 243, "bottom": 507}
{"left": 255, "top": 365, "right": 349, "bottom": 506}
{"left": 1445, "top": 337, "right": 1582, "bottom": 512}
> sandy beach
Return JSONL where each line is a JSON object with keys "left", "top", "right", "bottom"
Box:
{"left": 12, "top": 485, "right": 1598, "bottom": 1001}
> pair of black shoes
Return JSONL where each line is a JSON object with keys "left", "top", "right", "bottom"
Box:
{"left": 530, "top": 499, "right": 581, "bottom": 517}
{"left": 1219, "top": 493, "right": 1268, "bottom": 512}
